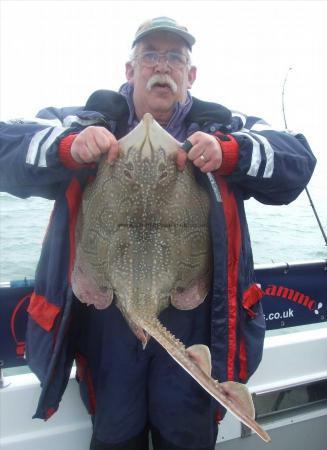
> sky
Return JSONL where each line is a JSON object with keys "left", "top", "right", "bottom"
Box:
{"left": 0, "top": 0, "right": 327, "bottom": 136}
{"left": 0, "top": 0, "right": 326, "bottom": 267}
{"left": 1, "top": 0, "right": 326, "bottom": 181}
{"left": 0, "top": 1, "right": 326, "bottom": 122}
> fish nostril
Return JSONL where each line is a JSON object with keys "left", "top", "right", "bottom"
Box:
{"left": 125, "top": 162, "right": 134, "bottom": 171}
{"left": 159, "top": 171, "right": 168, "bottom": 181}
{"left": 124, "top": 169, "right": 133, "bottom": 180}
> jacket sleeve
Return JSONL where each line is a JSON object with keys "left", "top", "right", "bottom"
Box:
{"left": 220, "top": 113, "right": 317, "bottom": 205}
{"left": 0, "top": 106, "right": 102, "bottom": 199}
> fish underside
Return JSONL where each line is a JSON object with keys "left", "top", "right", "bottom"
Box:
{"left": 72, "top": 114, "right": 271, "bottom": 443}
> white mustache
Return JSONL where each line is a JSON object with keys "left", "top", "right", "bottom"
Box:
{"left": 146, "top": 75, "right": 178, "bottom": 93}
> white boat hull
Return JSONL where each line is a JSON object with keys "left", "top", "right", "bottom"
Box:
{"left": 1, "top": 326, "right": 327, "bottom": 449}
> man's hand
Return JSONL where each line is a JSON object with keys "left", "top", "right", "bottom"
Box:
{"left": 176, "top": 132, "right": 222, "bottom": 173}
{"left": 71, "top": 126, "right": 119, "bottom": 165}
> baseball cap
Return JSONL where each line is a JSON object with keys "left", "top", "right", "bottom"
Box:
{"left": 132, "top": 17, "right": 196, "bottom": 50}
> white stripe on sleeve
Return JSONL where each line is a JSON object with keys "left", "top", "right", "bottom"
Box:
{"left": 250, "top": 122, "right": 273, "bottom": 132}
{"left": 232, "top": 111, "right": 247, "bottom": 127}
{"left": 25, "top": 115, "right": 102, "bottom": 167}
{"left": 26, "top": 127, "right": 52, "bottom": 165}
{"left": 63, "top": 115, "right": 102, "bottom": 127}
{"left": 252, "top": 133, "right": 274, "bottom": 178}
{"left": 38, "top": 127, "right": 67, "bottom": 167}
{"left": 233, "top": 132, "right": 261, "bottom": 177}
{"left": 7, "top": 117, "right": 63, "bottom": 127}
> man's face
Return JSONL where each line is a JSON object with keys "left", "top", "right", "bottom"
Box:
{"left": 126, "top": 31, "right": 197, "bottom": 122}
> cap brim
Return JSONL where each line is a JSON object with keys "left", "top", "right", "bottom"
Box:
{"left": 132, "top": 26, "right": 195, "bottom": 50}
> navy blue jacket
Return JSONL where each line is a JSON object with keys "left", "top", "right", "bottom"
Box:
{"left": 0, "top": 91, "right": 316, "bottom": 420}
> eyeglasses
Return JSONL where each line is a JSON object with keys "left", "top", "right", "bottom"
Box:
{"left": 134, "top": 51, "right": 189, "bottom": 69}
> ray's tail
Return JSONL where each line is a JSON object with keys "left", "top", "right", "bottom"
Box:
{"left": 137, "top": 315, "right": 271, "bottom": 443}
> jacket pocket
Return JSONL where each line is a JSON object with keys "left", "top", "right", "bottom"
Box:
{"left": 238, "top": 283, "right": 266, "bottom": 382}
{"left": 27, "top": 292, "right": 61, "bottom": 331}
{"left": 242, "top": 283, "right": 265, "bottom": 318}
{"left": 25, "top": 292, "right": 62, "bottom": 381}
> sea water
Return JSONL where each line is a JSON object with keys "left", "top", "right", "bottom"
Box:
{"left": 0, "top": 166, "right": 326, "bottom": 283}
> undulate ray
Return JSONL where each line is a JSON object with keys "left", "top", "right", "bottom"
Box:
{"left": 72, "top": 113, "right": 271, "bottom": 443}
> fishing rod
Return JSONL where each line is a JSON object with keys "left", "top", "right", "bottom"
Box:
{"left": 282, "top": 67, "right": 327, "bottom": 246}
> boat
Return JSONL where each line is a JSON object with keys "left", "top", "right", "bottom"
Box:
{"left": 1, "top": 259, "right": 326, "bottom": 449}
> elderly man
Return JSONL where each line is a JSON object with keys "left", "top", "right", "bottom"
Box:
{"left": 0, "top": 17, "right": 316, "bottom": 450}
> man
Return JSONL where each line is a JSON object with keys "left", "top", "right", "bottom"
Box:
{"left": 0, "top": 17, "right": 316, "bottom": 450}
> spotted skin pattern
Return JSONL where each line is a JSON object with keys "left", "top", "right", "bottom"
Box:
{"left": 72, "top": 113, "right": 211, "bottom": 341}
{"left": 72, "top": 114, "right": 271, "bottom": 443}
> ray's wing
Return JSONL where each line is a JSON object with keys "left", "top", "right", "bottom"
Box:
{"left": 170, "top": 275, "right": 210, "bottom": 310}
{"left": 72, "top": 208, "right": 114, "bottom": 309}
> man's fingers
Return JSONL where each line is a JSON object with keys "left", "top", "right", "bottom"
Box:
{"left": 82, "top": 145, "right": 99, "bottom": 163}
{"left": 187, "top": 142, "right": 205, "bottom": 162}
{"left": 184, "top": 132, "right": 222, "bottom": 173}
{"left": 72, "top": 141, "right": 97, "bottom": 164}
{"left": 93, "top": 129, "right": 119, "bottom": 164}
{"left": 193, "top": 152, "right": 221, "bottom": 172}
{"left": 199, "top": 160, "right": 218, "bottom": 173}
{"left": 107, "top": 137, "right": 120, "bottom": 164}
{"left": 71, "top": 126, "right": 119, "bottom": 164}
{"left": 86, "top": 134, "right": 106, "bottom": 160}
{"left": 93, "top": 130, "right": 112, "bottom": 153}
